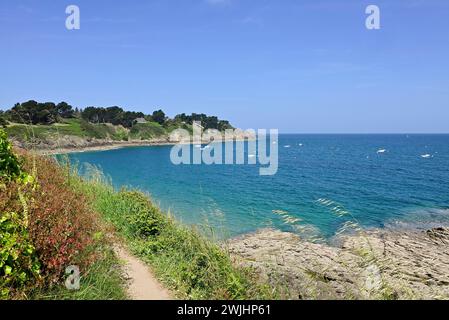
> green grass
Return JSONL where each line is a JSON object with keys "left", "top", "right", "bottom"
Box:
{"left": 5, "top": 122, "right": 81, "bottom": 140}
{"left": 59, "top": 118, "right": 86, "bottom": 136}
{"left": 72, "top": 168, "right": 275, "bottom": 300}
{"left": 5, "top": 117, "right": 197, "bottom": 145}
{"left": 129, "top": 121, "right": 193, "bottom": 140}
{"left": 5, "top": 118, "right": 179, "bottom": 142}
{"left": 129, "top": 122, "right": 167, "bottom": 140}
{"left": 5, "top": 118, "right": 131, "bottom": 142}
{"left": 30, "top": 246, "right": 128, "bottom": 300}
{"left": 78, "top": 120, "right": 126, "bottom": 140}
{"left": 163, "top": 121, "right": 193, "bottom": 135}
{"left": 5, "top": 119, "right": 89, "bottom": 140}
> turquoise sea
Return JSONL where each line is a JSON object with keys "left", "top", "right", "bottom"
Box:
{"left": 66, "top": 134, "right": 449, "bottom": 240}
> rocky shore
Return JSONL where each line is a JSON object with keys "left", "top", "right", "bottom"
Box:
{"left": 12, "top": 136, "right": 178, "bottom": 155}
{"left": 227, "top": 227, "right": 449, "bottom": 300}
{"left": 12, "top": 130, "right": 255, "bottom": 155}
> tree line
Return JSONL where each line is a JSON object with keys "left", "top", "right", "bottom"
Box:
{"left": 174, "top": 113, "right": 233, "bottom": 131}
{"left": 1, "top": 101, "right": 75, "bottom": 126}
{"left": 0, "top": 100, "right": 234, "bottom": 131}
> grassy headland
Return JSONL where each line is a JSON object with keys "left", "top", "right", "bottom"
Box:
{"left": 1, "top": 100, "right": 234, "bottom": 152}
{"left": 5, "top": 118, "right": 186, "bottom": 143}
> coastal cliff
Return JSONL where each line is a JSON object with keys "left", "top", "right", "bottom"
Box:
{"left": 2, "top": 104, "right": 249, "bottom": 154}
{"left": 9, "top": 128, "right": 255, "bottom": 154}
{"left": 228, "top": 227, "right": 449, "bottom": 300}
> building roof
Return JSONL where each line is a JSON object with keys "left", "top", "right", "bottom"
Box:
{"left": 134, "top": 117, "right": 147, "bottom": 123}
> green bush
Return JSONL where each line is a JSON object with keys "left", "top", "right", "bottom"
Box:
{"left": 0, "top": 212, "right": 40, "bottom": 299}
{"left": 0, "top": 115, "right": 7, "bottom": 128}
{"left": 79, "top": 120, "right": 108, "bottom": 139}
{"left": 119, "top": 191, "right": 165, "bottom": 238}
{"left": 0, "top": 129, "right": 32, "bottom": 184}
{"left": 0, "top": 129, "right": 40, "bottom": 299}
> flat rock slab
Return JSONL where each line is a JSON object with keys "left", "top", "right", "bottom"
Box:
{"left": 227, "top": 227, "right": 449, "bottom": 300}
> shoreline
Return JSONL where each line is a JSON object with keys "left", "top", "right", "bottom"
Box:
{"left": 227, "top": 226, "right": 449, "bottom": 299}
{"left": 12, "top": 130, "right": 449, "bottom": 299}
{"left": 14, "top": 136, "right": 255, "bottom": 155}
{"left": 39, "top": 140, "right": 180, "bottom": 155}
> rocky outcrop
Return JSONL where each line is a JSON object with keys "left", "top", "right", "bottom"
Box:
{"left": 11, "top": 130, "right": 256, "bottom": 155}
{"left": 227, "top": 227, "right": 449, "bottom": 300}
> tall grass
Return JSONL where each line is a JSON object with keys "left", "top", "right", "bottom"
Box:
{"left": 1, "top": 134, "right": 128, "bottom": 299}
{"left": 71, "top": 165, "right": 276, "bottom": 300}
{"left": 3, "top": 124, "right": 275, "bottom": 300}
{"left": 30, "top": 247, "right": 127, "bottom": 300}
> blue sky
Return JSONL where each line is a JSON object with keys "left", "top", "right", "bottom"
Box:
{"left": 1, "top": 0, "right": 448, "bottom": 133}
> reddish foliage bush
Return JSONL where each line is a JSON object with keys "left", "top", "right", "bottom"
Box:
{"left": 17, "top": 152, "right": 100, "bottom": 284}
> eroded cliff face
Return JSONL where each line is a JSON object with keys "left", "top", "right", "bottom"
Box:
{"left": 227, "top": 227, "right": 449, "bottom": 300}
{"left": 11, "top": 130, "right": 256, "bottom": 154}
{"left": 11, "top": 135, "right": 172, "bottom": 153}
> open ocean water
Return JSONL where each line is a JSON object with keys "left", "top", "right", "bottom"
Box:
{"left": 65, "top": 134, "right": 449, "bottom": 240}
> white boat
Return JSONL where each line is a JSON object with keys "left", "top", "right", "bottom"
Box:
{"left": 421, "top": 154, "right": 431, "bottom": 159}
{"left": 377, "top": 149, "right": 386, "bottom": 154}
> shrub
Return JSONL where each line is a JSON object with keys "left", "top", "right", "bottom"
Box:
{"left": 0, "top": 128, "right": 39, "bottom": 299}
{"left": 0, "top": 114, "right": 7, "bottom": 128}
{"left": 1, "top": 128, "right": 101, "bottom": 298}
{"left": 21, "top": 155, "right": 100, "bottom": 283}
{"left": 79, "top": 120, "right": 108, "bottom": 139}
{"left": 129, "top": 122, "right": 166, "bottom": 140}
{"left": 119, "top": 191, "right": 166, "bottom": 238}
{"left": 0, "top": 129, "right": 32, "bottom": 184}
{"left": 0, "top": 211, "right": 41, "bottom": 299}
